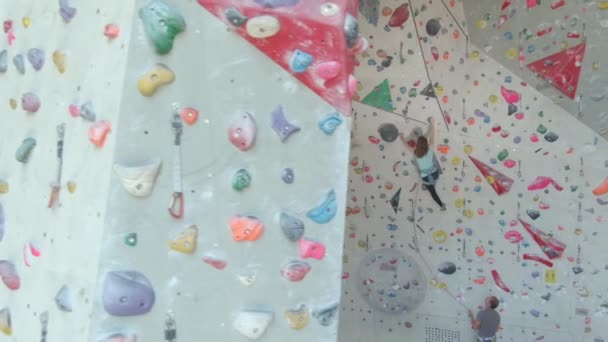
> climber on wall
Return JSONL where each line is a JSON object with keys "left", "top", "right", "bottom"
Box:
{"left": 399, "top": 117, "right": 446, "bottom": 210}
{"left": 468, "top": 296, "right": 501, "bottom": 342}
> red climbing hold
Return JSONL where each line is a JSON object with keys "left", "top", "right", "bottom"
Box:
{"left": 198, "top": 0, "right": 358, "bottom": 115}
{"left": 388, "top": 4, "right": 409, "bottom": 27}
{"left": 519, "top": 219, "right": 566, "bottom": 260}
{"left": 527, "top": 42, "right": 586, "bottom": 99}
{"left": 468, "top": 156, "right": 514, "bottom": 196}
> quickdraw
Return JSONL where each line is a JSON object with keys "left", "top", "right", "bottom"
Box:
{"left": 39, "top": 310, "right": 49, "bottom": 342}
{"left": 48, "top": 123, "right": 65, "bottom": 208}
{"left": 164, "top": 311, "right": 177, "bottom": 341}
{"left": 168, "top": 105, "right": 184, "bottom": 219}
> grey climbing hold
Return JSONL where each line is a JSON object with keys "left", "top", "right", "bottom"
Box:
{"left": 13, "top": 54, "right": 25, "bottom": 74}
{"left": 426, "top": 18, "right": 441, "bottom": 36}
{"left": 544, "top": 132, "right": 559, "bottom": 142}
{"left": 225, "top": 7, "right": 248, "bottom": 27}
{"left": 313, "top": 302, "right": 339, "bottom": 326}
{"left": 0, "top": 50, "right": 7, "bottom": 73}
{"left": 378, "top": 123, "right": 399, "bottom": 142}
{"left": 438, "top": 261, "right": 456, "bottom": 275}
{"left": 15, "top": 138, "right": 37, "bottom": 163}
{"left": 59, "top": 0, "right": 77, "bottom": 22}
{"left": 280, "top": 212, "right": 305, "bottom": 242}
{"left": 55, "top": 285, "right": 72, "bottom": 312}
{"left": 526, "top": 209, "right": 540, "bottom": 220}
{"left": 282, "top": 168, "right": 295, "bottom": 184}
{"left": 254, "top": 0, "right": 299, "bottom": 8}
{"left": 102, "top": 270, "right": 156, "bottom": 316}
{"left": 79, "top": 101, "right": 96, "bottom": 121}
{"left": 344, "top": 14, "right": 359, "bottom": 48}
{"left": 508, "top": 103, "right": 518, "bottom": 116}
{"left": 27, "top": 48, "right": 45, "bottom": 71}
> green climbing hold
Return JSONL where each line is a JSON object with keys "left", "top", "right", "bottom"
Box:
{"left": 15, "top": 137, "right": 36, "bottom": 163}
{"left": 232, "top": 169, "right": 251, "bottom": 192}
{"left": 497, "top": 149, "right": 508, "bottom": 162}
{"left": 536, "top": 124, "right": 547, "bottom": 134}
{"left": 408, "top": 88, "right": 417, "bottom": 98}
{"left": 124, "top": 233, "right": 137, "bottom": 247}
{"left": 139, "top": 0, "right": 186, "bottom": 55}
{"left": 361, "top": 79, "right": 393, "bottom": 111}
{"left": 538, "top": 111, "right": 544, "bottom": 117}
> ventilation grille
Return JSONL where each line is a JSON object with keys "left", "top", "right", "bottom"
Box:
{"left": 425, "top": 326, "right": 462, "bottom": 342}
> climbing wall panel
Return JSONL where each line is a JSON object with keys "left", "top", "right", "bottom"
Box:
{"left": 340, "top": 0, "right": 608, "bottom": 341}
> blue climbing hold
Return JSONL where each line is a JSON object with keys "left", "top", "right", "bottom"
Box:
{"left": 319, "top": 113, "right": 343, "bottom": 135}
{"left": 289, "top": 49, "right": 313, "bottom": 73}
{"left": 307, "top": 190, "right": 337, "bottom": 224}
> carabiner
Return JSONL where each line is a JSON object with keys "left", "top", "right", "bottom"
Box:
{"left": 168, "top": 192, "right": 184, "bottom": 219}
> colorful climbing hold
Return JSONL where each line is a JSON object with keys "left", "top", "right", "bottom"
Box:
{"left": 102, "top": 270, "right": 156, "bottom": 316}
{"left": 271, "top": 105, "right": 301, "bottom": 142}
{"left": 281, "top": 260, "right": 311, "bottom": 282}
{"left": 246, "top": 15, "right": 280, "bottom": 38}
{"left": 169, "top": 225, "right": 198, "bottom": 254}
{"left": 89, "top": 120, "right": 112, "bottom": 148}
{"left": 289, "top": 49, "right": 314, "bottom": 73}
{"left": 319, "top": 113, "right": 343, "bottom": 135}
{"left": 15, "top": 138, "right": 36, "bottom": 163}
{"left": 280, "top": 212, "right": 305, "bottom": 242}
{"left": 285, "top": 304, "right": 309, "bottom": 330}
{"left": 137, "top": 63, "right": 175, "bottom": 96}
{"left": 27, "top": 48, "right": 45, "bottom": 71}
{"left": 139, "top": 0, "right": 186, "bottom": 54}
{"left": 232, "top": 169, "right": 252, "bottom": 191}
{"left": 228, "top": 112, "right": 257, "bottom": 151}
{"left": 307, "top": 190, "right": 337, "bottom": 224}
{"left": 21, "top": 92, "right": 40, "bottom": 113}
{"left": 124, "top": 233, "right": 138, "bottom": 247}
{"left": 281, "top": 168, "right": 295, "bottom": 184}
{"left": 229, "top": 215, "right": 264, "bottom": 242}
{"left": 299, "top": 239, "right": 326, "bottom": 260}
{"left": 104, "top": 24, "right": 120, "bottom": 39}
{"left": 52, "top": 50, "right": 66, "bottom": 73}
{"left": 181, "top": 107, "right": 199, "bottom": 125}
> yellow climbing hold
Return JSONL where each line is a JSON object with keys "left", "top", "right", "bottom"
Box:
{"left": 437, "top": 282, "right": 447, "bottom": 289}
{"left": 22, "top": 17, "right": 30, "bottom": 28}
{"left": 464, "top": 145, "right": 473, "bottom": 154}
{"left": 505, "top": 48, "right": 518, "bottom": 60}
{"left": 451, "top": 156, "right": 461, "bottom": 166}
{"left": 476, "top": 19, "right": 487, "bottom": 29}
{"left": 463, "top": 208, "right": 474, "bottom": 218}
{"left": 52, "top": 50, "right": 67, "bottom": 74}
{"left": 137, "top": 63, "right": 175, "bottom": 97}
{"left": 9, "top": 99, "right": 16, "bottom": 110}
{"left": 486, "top": 175, "right": 496, "bottom": 185}
{"left": 429, "top": 279, "right": 438, "bottom": 287}
{"left": 285, "top": 305, "right": 309, "bottom": 330}
{"left": 599, "top": 0, "right": 608, "bottom": 9}
{"left": 489, "top": 94, "right": 499, "bottom": 104}
{"left": 560, "top": 41, "right": 568, "bottom": 50}
{"left": 435, "top": 85, "right": 444, "bottom": 96}
{"left": 454, "top": 198, "right": 465, "bottom": 208}
{"left": 469, "top": 51, "right": 480, "bottom": 59}
{"left": 169, "top": 225, "right": 198, "bottom": 254}
{"left": 592, "top": 61, "right": 600, "bottom": 70}
{"left": 67, "top": 181, "right": 77, "bottom": 194}
{"left": 0, "top": 181, "right": 8, "bottom": 194}
{"left": 0, "top": 308, "right": 11, "bottom": 336}
{"left": 433, "top": 230, "right": 448, "bottom": 243}
{"left": 544, "top": 269, "right": 557, "bottom": 284}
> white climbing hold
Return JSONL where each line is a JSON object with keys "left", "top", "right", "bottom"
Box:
{"left": 246, "top": 15, "right": 280, "bottom": 38}
{"left": 113, "top": 159, "right": 162, "bottom": 197}
{"left": 233, "top": 311, "right": 273, "bottom": 340}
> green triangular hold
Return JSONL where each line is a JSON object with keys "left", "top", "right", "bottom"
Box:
{"left": 362, "top": 79, "right": 393, "bottom": 111}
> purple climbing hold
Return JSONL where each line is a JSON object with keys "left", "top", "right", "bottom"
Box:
{"left": 27, "top": 48, "right": 45, "bottom": 71}
{"left": 282, "top": 168, "right": 295, "bottom": 184}
{"left": 102, "top": 271, "right": 155, "bottom": 316}
{"left": 271, "top": 105, "right": 301, "bottom": 142}
{"left": 254, "top": 0, "right": 299, "bottom": 8}
{"left": 22, "top": 92, "right": 41, "bottom": 113}
{"left": 59, "top": 0, "right": 77, "bottom": 22}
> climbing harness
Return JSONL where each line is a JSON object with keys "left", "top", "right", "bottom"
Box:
{"left": 168, "top": 105, "right": 184, "bottom": 219}
{"left": 48, "top": 123, "right": 65, "bottom": 208}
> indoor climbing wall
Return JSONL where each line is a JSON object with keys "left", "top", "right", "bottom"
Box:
{"left": 340, "top": 0, "right": 608, "bottom": 341}
{"left": 1, "top": 0, "right": 360, "bottom": 341}
{"left": 88, "top": 0, "right": 359, "bottom": 342}
{"left": 461, "top": 0, "right": 608, "bottom": 139}
{"left": 0, "top": 1, "right": 136, "bottom": 340}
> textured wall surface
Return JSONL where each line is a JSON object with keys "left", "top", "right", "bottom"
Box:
{"left": 340, "top": 0, "right": 608, "bottom": 341}
{"left": 0, "top": 1, "right": 136, "bottom": 340}
{"left": 1, "top": 0, "right": 355, "bottom": 341}
{"left": 462, "top": 0, "right": 608, "bottom": 139}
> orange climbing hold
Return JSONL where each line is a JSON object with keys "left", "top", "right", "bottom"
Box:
{"left": 592, "top": 177, "right": 608, "bottom": 196}
{"left": 88, "top": 121, "right": 112, "bottom": 148}
{"left": 104, "top": 24, "right": 120, "bottom": 39}
{"left": 230, "top": 215, "right": 264, "bottom": 242}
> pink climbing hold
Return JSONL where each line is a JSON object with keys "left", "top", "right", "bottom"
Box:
{"left": 388, "top": 3, "right": 410, "bottom": 27}
{"left": 281, "top": 260, "right": 311, "bottom": 282}
{"left": 299, "top": 239, "right": 326, "bottom": 260}
{"left": 527, "top": 176, "right": 563, "bottom": 191}
{"left": 503, "top": 159, "right": 516, "bottom": 168}
{"left": 69, "top": 104, "right": 80, "bottom": 117}
{"left": 523, "top": 253, "right": 554, "bottom": 267}
{"left": 228, "top": 112, "right": 257, "bottom": 152}
{"left": 104, "top": 24, "right": 120, "bottom": 39}
{"left": 22, "top": 92, "right": 41, "bottom": 113}
{"left": 500, "top": 86, "right": 520, "bottom": 104}
{"left": 530, "top": 133, "right": 539, "bottom": 142}
{"left": 88, "top": 120, "right": 112, "bottom": 148}
{"left": 0, "top": 261, "right": 20, "bottom": 290}
{"left": 315, "top": 61, "right": 341, "bottom": 81}
{"left": 504, "top": 230, "right": 523, "bottom": 243}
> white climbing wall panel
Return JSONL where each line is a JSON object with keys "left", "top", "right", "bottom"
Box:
{"left": 0, "top": 0, "right": 136, "bottom": 340}
{"left": 339, "top": 0, "right": 608, "bottom": 341}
